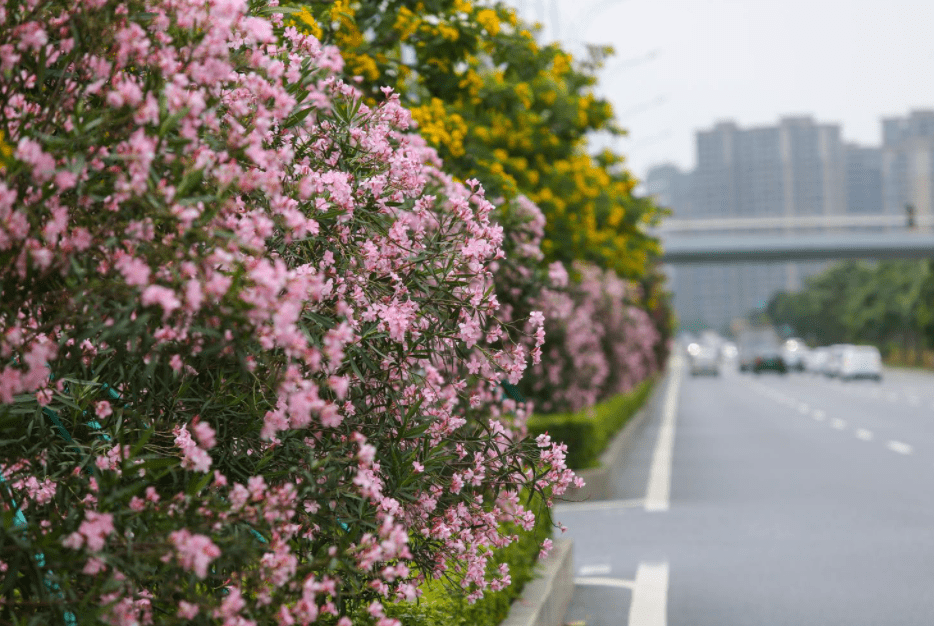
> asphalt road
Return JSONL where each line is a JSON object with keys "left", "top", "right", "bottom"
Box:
{"left": 557, "top": 358, "right": 934, "bottom": 626}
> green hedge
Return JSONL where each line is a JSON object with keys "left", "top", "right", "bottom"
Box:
{"left": 384, "top": 498, "right": 552, "bottom": 626}
{"left": 527, "top": 379, "right": 655, "bottom": 470}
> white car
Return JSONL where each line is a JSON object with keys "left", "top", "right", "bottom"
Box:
{"left": 689, "top": 344, "right": 721, "bottom": 376}
{"left": 804, "top": 347, "right": 829, "bottom": 374}
{"left": 838, "top": 345, "right": 883, "bottom": 381}
{"left": 781, "top": 338, "right": 808, "bottom": 372}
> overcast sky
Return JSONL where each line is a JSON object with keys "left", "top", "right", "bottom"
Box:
{"left": 507, "top": 0, "right": 934, "bottom": 182}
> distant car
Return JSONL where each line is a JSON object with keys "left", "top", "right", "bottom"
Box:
{"left": 823, "top": 344, "right": 853, "bottom": 378}
{"left": 838, "top": 345, "right": 883, "bottom": 381}
{"left": 781, "top": 338, "right": 808, "bottom": 372}
{"left": 804, "top": 347, "right": 829, "bottom": 374}
{"left": 690, "top": 345, "right": 720, "bottom": 376}
{"left": 751, "top": 344, "right": 787, "bottom": 374}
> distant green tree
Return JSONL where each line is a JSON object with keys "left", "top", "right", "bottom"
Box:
{"left": 767, "top": 260, "right": 934, "bottom": 363}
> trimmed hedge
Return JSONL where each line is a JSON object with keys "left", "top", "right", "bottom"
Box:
{"left": 527, "top": 379, "right": 655, "bottom": 470}
{"left": 384, "top": 498, "right": 552, "bottom": 626}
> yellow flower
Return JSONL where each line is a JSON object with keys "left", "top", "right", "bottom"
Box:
{"left": 458, "top": 69, "right": 483, "bottom": 97}
{"left": 295, "top": 7, "right": 323, "bottom": 40}
{"left": 454, "top": 0, "right": 473, "bottom": 13}
{"left": 514, "top": 83, "right": 532, "bottom": 109}
{"left": 348, "top": 52, "right": 380, "bottom": 81}
{"left": 410, "top": 98, "right": 468, "bottom": 157}
{"left": 437, "top": 22, "right": 460, "bottom": 42}
{"left": 476, "top": 9, "right": 500, "bottom": 36}
{"left": 393, "top": 7, "right": 420, "bottom": 41}
{"left": 551, "top": 52, "right": 572, "bottom": 77}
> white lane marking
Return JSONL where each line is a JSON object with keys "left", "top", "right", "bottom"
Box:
{"left": 887, "top": 440, "right": 913, "bottom": 455}
{"left": 575, "top": 576, "right": 634, "bottom": 590}
{"left": 555, "top": 498, "right": 645, "bottom": 513}
{"left": 797, "top": 403, "right": 810, "bottom": 414}
{"left": 645, "top": 361, "right": 682, "bottom": 512}
{"left": 578, "top": 564, "right": 612, "bottom": 577}
{"left": 629, "top": 562, "right": 669, "bottom": 626}
{"left": 887, "top": 392, "right": 899, "bottom": 403}
{"left": 811, "top": 409, "right": 826, "bottom": 421}
{"left": 831, "top": 418, "right": 847, "bottom": 430}
{"left": 855, "top": 429, "right": 874, "bottom": 441}
{"left": 909, "top": 395, "right": 921, "bottom": 406}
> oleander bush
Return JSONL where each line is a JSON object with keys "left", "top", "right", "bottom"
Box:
{"left": 0, "top": 1, "right": 580, "bottom": 624}
{"left": 384, "top": 496, "right": 552, "bottom": 626}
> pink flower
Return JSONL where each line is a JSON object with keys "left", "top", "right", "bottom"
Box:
{"left": 95, "top": 401, "right": 112, "bottom": 419}
{"left": 539, "top": 538, "right": 553, "bottom": 559}
{"left": 115, "top": 255, "right": 151, "bottom": 287}
{"left": 62, "top": 511, "right": 114, "bottom": 552}
{"left": 141, "top": 285, "right": 181, "bottom": 318}
{"left": 177, "top": 601, "right": 199, "bottom": 619}
{"left": 168, "top": 529, "right": 221, "bottom": 579}
{"left": 192, "top": 421, "right": 216, "bottom": 450}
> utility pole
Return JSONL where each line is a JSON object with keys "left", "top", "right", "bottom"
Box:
{"left": 906, "top": 203, "right": 916, "bottom": 230}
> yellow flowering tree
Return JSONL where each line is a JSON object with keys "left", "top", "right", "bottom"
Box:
{"left": 294, "top": 0, "right": 663, "bottom": 279}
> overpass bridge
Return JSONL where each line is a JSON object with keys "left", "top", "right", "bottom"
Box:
{"left": 655, "top": 215, "right": 934, "bottom": 264}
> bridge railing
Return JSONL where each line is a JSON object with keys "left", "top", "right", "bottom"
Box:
{"left": 654, "top": 213, "right": 933, "bottom": 233}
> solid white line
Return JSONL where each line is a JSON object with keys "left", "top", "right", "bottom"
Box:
{"left": 554, "top": 498, "right": 646, "bottom": 513}
{"left": 831, "top": 418, "right": 847, "bottom": 430}
{"left": 629, "top": 562, "right": 669, "bottom": 626}
{"left": 645, "top": 360, "right": 682, "bottom": 512}
{"left": 887, "top": 440, "right": 913, "bottom": 455}
{"left": 578, "top": 564, "right": 612, "bottom": 577}
{"left": 855, "top": 429, "right": 874, "bottom": 441}
{"left": 575, "top": 576, "right": 634, "bottom": 590}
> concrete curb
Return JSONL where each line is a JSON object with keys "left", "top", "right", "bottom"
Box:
{"left": 500, "top": 539, "right": 574, "bottom": 626}
{"left": 561, "top": 375, "right": 667, "bottom": 503}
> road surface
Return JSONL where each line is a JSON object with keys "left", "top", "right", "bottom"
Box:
{"left": 558, "top": 359, "right": 934, "bottom": 625}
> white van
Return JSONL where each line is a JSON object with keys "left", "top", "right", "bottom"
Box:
{"left": 838, "top": 345, "right": 883, "bottom": 381}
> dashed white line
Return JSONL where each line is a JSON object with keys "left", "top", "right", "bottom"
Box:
{"left": 887, "top": 392, "right": 899, "bottom": 403}
{"left": 797, "top": 403, "right": 810, "bottom": 414}
{"left": 831, "top": 418, "right": 847, "bottom": 430}
{"left": 855, "top": 429, "right": 874, "bottom": 441}
{"left": 811, "top": 409, "right": 826, "bottom": 421}
{"left": 908, "top": 395, "right": 921, "bottom": 406}
{"left": 555, "top": 498, "right": 645, "bottom": 513}
{"left": 578, "top": 564, "right": 612, "bottom": 577}
{"left": 575, "top": 575, "right": 634, "bottom": 590}
{"left": 887, "top": 440, "right": 913, "bottom": 455}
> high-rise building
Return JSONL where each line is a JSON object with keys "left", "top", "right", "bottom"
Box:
{"left": 644, "top": 164, "right": 693, "bottom": 217}
{"left": 844, "top": 144, "right": 883, "bottom": 215}
{"left": 882, "top": 110, "right": 934, "bottom": 223}
{"left": 653, "top": 116, "right": 847, "bottom": 331}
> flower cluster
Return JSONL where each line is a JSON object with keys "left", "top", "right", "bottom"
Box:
{"left": 528, "top": 263, "right": 663, "bottom": 412}
{"left": 0, "top": 0, "right": 576, "bottom": 623}
{"left": 491, "top": 196, "right": 663, "bottom": 414}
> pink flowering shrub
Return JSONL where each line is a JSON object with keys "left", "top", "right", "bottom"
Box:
{"left": 525, "top": 262, "right": 662, "bottom": 413}
{"left": 491, "top": 199, "right": 663, "bottom": 414}
{"left": 0, "top": 0, "right": 575, "bottom": 623}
